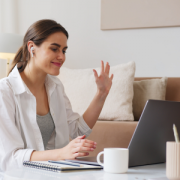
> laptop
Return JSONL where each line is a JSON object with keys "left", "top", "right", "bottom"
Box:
{"left": 66, "top": 100, "right": 180, "bottom": 167}
{"left": 128, "top": 99, "right": 180, "bottom": 167}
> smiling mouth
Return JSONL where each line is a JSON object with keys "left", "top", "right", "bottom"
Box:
{"left": 51, "top": 62, "right": 61, "bottom": 67}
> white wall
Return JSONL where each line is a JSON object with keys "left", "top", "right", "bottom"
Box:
{"left": 1, "top": 0, "right": 180, "bottom": 77}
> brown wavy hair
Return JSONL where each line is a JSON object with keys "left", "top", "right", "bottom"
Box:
{"left": 8, "top": 19, "right": 68, "bottom": 76}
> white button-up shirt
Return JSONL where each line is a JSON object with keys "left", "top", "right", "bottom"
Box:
{"left": 0, "top": 65, "right": 92, "bottom": 172}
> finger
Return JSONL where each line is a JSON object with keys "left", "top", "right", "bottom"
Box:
{"left": 75, "top": 138, "right": 96, "bottom": 145}
{"left": 77, "top": 135, "right": 86, "bottom": 139}
{"left": 105, "top": 62, "right": 110, "bottom": 75}
{"left": 93, "top": 69, "right": 98, "bottom": 80}
{"left": 73, "top": 152, "right": 89, "bottom": 158}
{"left": 75, "top": 137, "right": 86, "bottom": 143}
{"left": 74, "top": 142, "right": 96, "bottom": 149}
{"left": 74, "top": 135, "right": 86, "bottom": 143}
{"left": 81, "top": 139, "right": 97, "bottom": 145}
{"left": 110, "top": 74, "right": 114, "bottom": 81}
{"left": 72, "top": 146, "right": 95, "bottom": 153}
{"left": 100, "top": 60, "right": 104, "bottom": 74}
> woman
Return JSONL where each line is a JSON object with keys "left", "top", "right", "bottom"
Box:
{"left": 0, "top": 19, "right": 113, "bottom": 171}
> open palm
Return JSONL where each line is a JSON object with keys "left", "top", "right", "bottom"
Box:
{"left": 93, "top": 61, "right": 113, "bottom": 96}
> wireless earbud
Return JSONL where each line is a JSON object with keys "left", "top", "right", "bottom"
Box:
{"left": 30, "top": 47, "right": 34, "bottom": 57}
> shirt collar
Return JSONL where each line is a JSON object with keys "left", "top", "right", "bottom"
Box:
{"left": 8, "top": 64, "right": 61, "bottom": 95}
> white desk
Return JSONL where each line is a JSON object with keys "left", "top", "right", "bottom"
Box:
{"left": 0, "top": 163, "right": 167, "bottom": 180}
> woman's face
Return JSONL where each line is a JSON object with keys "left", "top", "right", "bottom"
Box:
{"left": 32, "top": 31, "right": 68, "bottom": 76}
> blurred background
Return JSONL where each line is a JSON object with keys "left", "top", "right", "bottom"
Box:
{"left": 0, "top": 0, "right": 180, "bottom": 78}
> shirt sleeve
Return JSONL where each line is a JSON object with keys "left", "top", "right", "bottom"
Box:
{"left": 0, "top": 81, "right": 34, "bottom": 172}
{"left": 60, "top": 83, "right": 92, "bottom": 139}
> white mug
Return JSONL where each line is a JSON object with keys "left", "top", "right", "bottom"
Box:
{"left": 97, "top": 148, "right": 129, "bottom": 174}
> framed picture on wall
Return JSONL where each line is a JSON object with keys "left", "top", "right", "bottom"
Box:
{"left": 101, "top": 0, "right": 180, "bottom": 30}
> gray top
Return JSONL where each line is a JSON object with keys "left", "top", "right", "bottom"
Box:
{"left": 36, "top": 112, "right": 55, "bottom": 149}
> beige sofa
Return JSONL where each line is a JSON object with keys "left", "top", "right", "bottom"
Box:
{"left": 88, "top": 77, "right": 180, "bottom": 156}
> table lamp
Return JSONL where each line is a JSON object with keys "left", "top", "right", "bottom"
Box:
{"left": 0, "top": 33, "right": 23, "bottom": 77}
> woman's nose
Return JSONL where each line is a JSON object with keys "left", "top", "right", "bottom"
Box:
{"left": 57, "top": 51, "right": 65, "bottom": 60}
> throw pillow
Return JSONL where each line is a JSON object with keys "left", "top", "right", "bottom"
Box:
{"left": 58, "top": 61, "right": 136, "bottom": 121}
{"left": 133, "top": 77, "right": 168, "bottom": 120}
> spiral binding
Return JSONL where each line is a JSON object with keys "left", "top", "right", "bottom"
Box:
{"left": 23, "top": 161, "right": 61, "bottom": 173}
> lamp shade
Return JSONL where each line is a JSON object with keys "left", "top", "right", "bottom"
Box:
{"left": 0, "top": 33, "right": 23, "bottom": 54}
{"left": 0, "top": 33, "right": 23, "bottom": 78}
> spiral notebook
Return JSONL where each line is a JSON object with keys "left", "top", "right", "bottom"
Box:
{"left": 23, "top": 161, "right": 102, "bottom": 172}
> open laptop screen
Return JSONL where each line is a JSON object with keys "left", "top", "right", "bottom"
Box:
{"left": 128, "top": 100, "right": 180, "bottom": 167}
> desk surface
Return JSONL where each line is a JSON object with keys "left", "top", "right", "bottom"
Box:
{"left": 0, "top": 163, "right": 166, "bottom": 180}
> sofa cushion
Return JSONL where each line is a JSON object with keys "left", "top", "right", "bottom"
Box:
{"left": 133, "top": 77, "right": 168, "bottom": 120}
{"left": 58, "top": 61, "right": 135, "bottom": 121}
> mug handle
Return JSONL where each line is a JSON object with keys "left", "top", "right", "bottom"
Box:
{"left": 97, "top": 151, "right": 104, "bottom": 167}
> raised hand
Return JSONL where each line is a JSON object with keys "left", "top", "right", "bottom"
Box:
{"left": 93, "top": 60, "right": 113, "bottom": 97}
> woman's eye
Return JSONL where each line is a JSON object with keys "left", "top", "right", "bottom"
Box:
{"left": 63, "top": 51, "right": 66, "bottom": 54}
{"left": 52, "top": 48, "right": 58, "bottom": 52}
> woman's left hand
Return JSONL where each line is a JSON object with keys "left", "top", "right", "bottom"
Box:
{"left": 93, "top": 60, "right": 113, "bottom": 97}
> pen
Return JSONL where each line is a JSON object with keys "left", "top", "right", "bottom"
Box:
{"left": 48, "top": 160, "right": 83, "bottom": 167}
{"left": 173, "top": 124, "right": 180, "bottom": 143}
